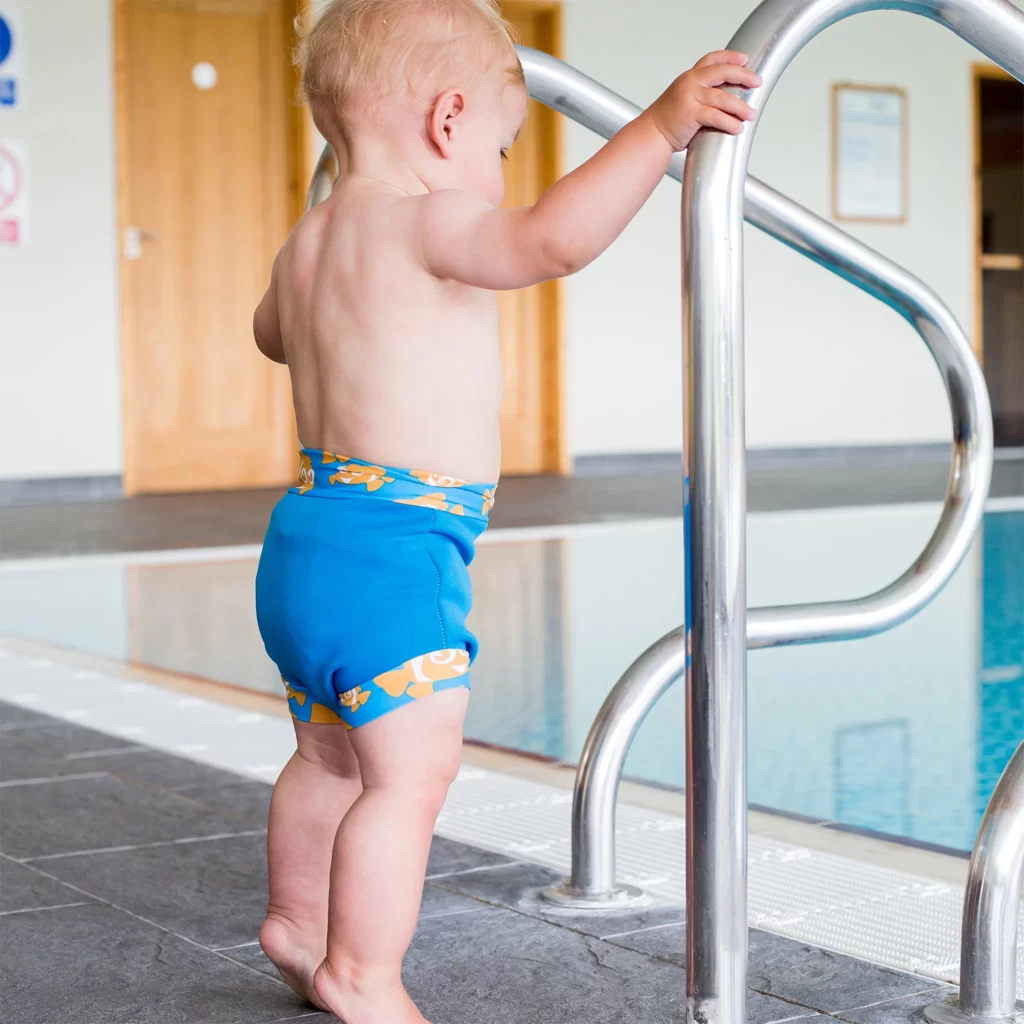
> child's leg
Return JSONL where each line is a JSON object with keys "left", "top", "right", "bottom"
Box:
{"left": 261, "top": 719, "right": 363, "bottom": 1008}
{"left": 313, "top": 686, "right": 469, "bottom": 1024}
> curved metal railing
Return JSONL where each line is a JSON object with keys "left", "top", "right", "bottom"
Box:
{"left": 518, "top": 47, "right": 992, "bottom": 906}
{"left": 925, "top": 738, "right": 1024, "bottom": 1024}
{"left": 683, "top": 3, "right": 1014, "bottom": 1022}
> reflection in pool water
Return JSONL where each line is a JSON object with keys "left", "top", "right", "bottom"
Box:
{"left": 0, "top": 505, "right": 1020, "bottom": 852}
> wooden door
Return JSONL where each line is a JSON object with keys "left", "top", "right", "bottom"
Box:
{"left": 499, "top": 3, "right": 566, "bottom": 475}
{"left": 117, "top": 0, "right": 303, "bottom": 494}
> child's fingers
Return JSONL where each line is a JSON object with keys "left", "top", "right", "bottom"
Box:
{"left": 697, "top": 106, "right": 748, "bottom": 135}
{"left": 695, "top": 64, "right": 763, "bottom": 90}
{"left": 693, "top": 49, "right": 749, "bottom": 69}
{"left": 699, "top": 87, "right": 758, "bottom": 122}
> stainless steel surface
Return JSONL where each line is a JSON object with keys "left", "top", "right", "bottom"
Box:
{"left": 517, "top": 44, "right": 994, "bottom": 649}
{"left": 684, "top": 2, "right": 1012, "bottom": 1021}
{"left": 541, "top": 629, "right": 687, "bottom": 907}
{"left": 527, "top": 42, "right": 995, "bottom": 919}
{"left": 925, "top": 740, "right": 1024, "bottom": 1024}
{"left": 306, "top": 144, "right": 339, "bottom": 211}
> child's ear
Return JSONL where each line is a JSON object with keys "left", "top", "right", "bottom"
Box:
{"left": 428, "top": 89, "right": 466, "bottom": 158}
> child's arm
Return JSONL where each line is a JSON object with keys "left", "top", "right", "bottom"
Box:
{"left": 253, "top": 252, "right": 286, "bottom": 364}
{"left": 418, "top": 51, "right": 760, "bottom": 290}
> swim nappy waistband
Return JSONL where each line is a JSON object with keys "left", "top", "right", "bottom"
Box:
{"left": 294, "top": 449, "right": 497, "bottom": 523}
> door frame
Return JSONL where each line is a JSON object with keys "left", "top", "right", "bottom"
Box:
{"left": 113, "top": 0, "right": 313, "bottom": 496}
{"left": 971, "top": 61, "right": 1021, "bottom": 367}
{"left": 503, "top": 0, "right": 568, "bottom": 474}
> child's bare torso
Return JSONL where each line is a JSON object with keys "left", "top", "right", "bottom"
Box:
{"left": 276, "top": 178, "right": 503, "bottom": 483}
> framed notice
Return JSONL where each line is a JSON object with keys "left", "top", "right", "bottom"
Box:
{"left": 832, "top": 84, "right": 907, "bottom": 223}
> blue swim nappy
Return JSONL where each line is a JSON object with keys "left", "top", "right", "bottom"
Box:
{"left": 255, "top": 450, "right": 496, "bottom": 729}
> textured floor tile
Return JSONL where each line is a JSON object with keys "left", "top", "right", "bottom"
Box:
{"left": 0, "top": 711, "right": 254, "bottom": 790}
{"left": 0, "top": 857, "right": 93, "bottom": 914}
{"left": 405, "top": 905, "right": 815, "bottom": 1024}
{"left": 1, "top": 458, "right": 1020, "bottom": 559}
{"left": 747, "top": 930, "right": 941, "bottom": 1013}
{"left": 173, "top": 778, "right": 273, "bottom": 829}
{"left": 0, "top": 720, "right": 140, "bottom": 781}
{"left": 0, "top": 701, "right": 53, "bottom": 729}
{"left": 1, "top": 774, "right": 243, "bottom": 859}
{"left": 606, "top": 921, "right": 686, "bottom": 965}
{"left": 419, "top": 883, "right": 494, "bottom": 920}
{"left": 0, "top": 900, "right": 310, "bottom": 1024}
{"left": 425, "top": 834, "right": 519, "bottom": 878}
{"left": 432, "top": 858, "right": 688, "bottom": 940}
{"left": 830, "top": 986, "right": 958, "bottom": 1024}
{"left": 610, "top": 925, "right": 940, "bottom": 1017}
{"left": 221, "top": 941, "right": 279, "bottom": 979}
{"left": 41, "top": 831, "right": 269, "bottom": 950}
{"left": 429, "top": 858, "right": 563, "bottom": 907}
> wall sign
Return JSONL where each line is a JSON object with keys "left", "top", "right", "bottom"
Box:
{"left": 0, "top": 3, "right": 21, "bottom": 108}
{"left": 0, "top": 138, "right": 28, "bottom": 244}
{"left": 832, "top": 84, "right": 907, "bottom": 224}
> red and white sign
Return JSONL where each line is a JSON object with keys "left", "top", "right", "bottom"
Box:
{"left": 0, "top": 138, "right": 28, "bottom": 245}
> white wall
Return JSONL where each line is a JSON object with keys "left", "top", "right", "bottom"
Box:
{"left": 0, "top": 0, "right": 122, "bottom": 480}
{"left": 562, "top": 0, "right": 988, "bottom": 454}
{"left": 0, "top": 0, "right": 1003, "bottom": 480}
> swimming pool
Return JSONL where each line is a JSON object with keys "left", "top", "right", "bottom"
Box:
{"left": 0, "top": 502, "right": 1020, "bottom": 853}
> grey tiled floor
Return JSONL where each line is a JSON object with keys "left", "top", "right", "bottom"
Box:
{"left": 2, "top": 454, "right": 1021, "bottom": 560}
{"left": 0, "top": 699, "right": 956, "bottom": 1024}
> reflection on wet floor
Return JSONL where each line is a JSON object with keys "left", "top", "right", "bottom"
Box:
{"left": 0, "top": 505, "right": 1020, "bottom": 852}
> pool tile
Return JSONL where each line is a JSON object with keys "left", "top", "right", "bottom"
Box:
{"left": 406, "top": 907, "right": 817, "bottom": 1024}
{"left": 0, "top": 900, "right": 307, "bottom": 1024}
{"left": 425, "top": 834, "right": 519, "bottom": 878}
{"left": 1, "top": 774, "right": 244, "bottom": 860}
{"left": 0, "top": 858, "right": 94, "bottom": 914}
{"left": 39, "top": 831, "right": 270, "bottom": 951}
{"left": 172, "top": 778, "right": 273, "bottom": 829}
{"left": 747, "top": 929, "right": 945, "bottom": 1012}
{"left": 832, "top": 986, "right": 959, "bottom": 1023}
{"left": 0, "top": 720, "right": 141, "bottom": 782}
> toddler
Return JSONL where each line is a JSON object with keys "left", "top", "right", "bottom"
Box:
{"left": 252, "top": 1, "right": 759, "bottom": 1021}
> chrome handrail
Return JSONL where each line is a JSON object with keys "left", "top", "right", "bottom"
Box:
{"left": 523, "top": 46, "right": 993, "bottom": 908}
{"left": 518, "top": 45, "right": 993, "bottom": 650}
{"left": 685, "top": 3, "right": 1012, "bottom": 1023}
{"left": 925, "top": 739, "right": 1024, "bottom": 1024}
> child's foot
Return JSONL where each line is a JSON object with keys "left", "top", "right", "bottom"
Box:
{"left": 259, "top": 914, "right": 329, "bottom": 1011}
{"left": 313, "top": 960, "right": 430, "bottom": 1024}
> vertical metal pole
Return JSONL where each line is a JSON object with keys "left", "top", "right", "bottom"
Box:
{"left": 925, "top": 738, "right": 1024, "bottom": 1024}
{"left": 682, "top": 132, "right": 749, "bottom": 1024}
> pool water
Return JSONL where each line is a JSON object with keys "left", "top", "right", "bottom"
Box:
{"left": 0, "top": 504, "right": 1020, "bottom": 853}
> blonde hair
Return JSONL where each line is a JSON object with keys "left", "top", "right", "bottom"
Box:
{"left": 298, "top": 0, "right": 523, "bottom": 139}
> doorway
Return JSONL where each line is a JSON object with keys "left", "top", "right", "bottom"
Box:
{"left": 974, "top": 66, "right": 1024, "bottom": 449}
{"left": 117, "top": 0, "right": 565, "bottom": 493}
{"left": 116, "top": 0, "right": 305, "bottom": 494}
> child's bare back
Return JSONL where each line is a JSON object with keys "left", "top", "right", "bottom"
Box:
{"left": 251, "top": 2, "right": 759, "bottom": 1022}
{"left": 266, "top": 177, "right": 505, "bottom": 483}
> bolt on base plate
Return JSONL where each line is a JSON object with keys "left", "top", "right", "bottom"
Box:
{"left": 539, "top": 881, "right": 649, "bottom": 910}
{"left": 924, "top": 997, "right": 1024, "bottom": 1024}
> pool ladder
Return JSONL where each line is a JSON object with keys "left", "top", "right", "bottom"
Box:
{"left": 307, "top": 2, "right": 1024, "bottom": 1021}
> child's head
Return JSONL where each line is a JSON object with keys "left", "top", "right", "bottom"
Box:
{"left": 299, "top": 0, "right": 527, "bottom": 204}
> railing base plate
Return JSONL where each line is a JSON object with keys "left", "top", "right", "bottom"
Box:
{"left": 539, "top": 881, "right": 648, "bottom": 909}
{"left": 924, "top": 997, "right": 1024, "bottom": 1024}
